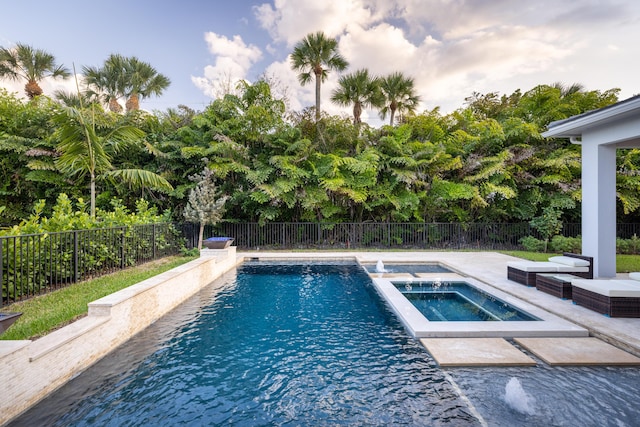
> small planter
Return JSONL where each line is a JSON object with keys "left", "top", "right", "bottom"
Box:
{"left": 0, "top": 312, "right": 22, "bottom": 334}
{"left": 203, "top": 237, "right": 234, "bottom": 249}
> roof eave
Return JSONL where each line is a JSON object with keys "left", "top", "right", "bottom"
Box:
{"left": 542, "top": 95, "right": 640, "bottom": 138}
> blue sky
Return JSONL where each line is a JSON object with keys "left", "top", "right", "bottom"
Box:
{"left": 1, "top": 0, "right": 639, "bottom": 125}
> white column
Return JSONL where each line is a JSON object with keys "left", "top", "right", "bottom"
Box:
{"left": 581, "top": 141, "right": 617, "bottom": 278}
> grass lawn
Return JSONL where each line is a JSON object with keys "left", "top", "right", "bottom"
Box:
{"left": 0, "top": 255, "right": 196, "bottom": 341}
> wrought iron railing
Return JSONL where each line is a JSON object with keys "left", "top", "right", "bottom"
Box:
{"left": 185, "top": 222, "right": 565, "bottom": 250}
{"left": 1, "top": 223, "right": 181, "bottom": 306}
{"left": 5, "top": 221, "right": 640, "bottom": 307}
{"left": 186, "top": 222, "right": 640, "bottom": 251}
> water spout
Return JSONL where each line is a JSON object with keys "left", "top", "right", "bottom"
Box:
{"left": 504, "top": 377, "right": 535, "bottom": 415}
{"left": 375, "top": 260, "right": 387, "bottom": 273}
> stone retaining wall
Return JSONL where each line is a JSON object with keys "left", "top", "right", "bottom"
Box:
{"left": 0, "top": 247, "right": 239, "bottom": 426}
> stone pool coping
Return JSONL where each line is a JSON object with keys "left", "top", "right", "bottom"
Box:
{"left": 0, "top": 247, "right": 240, "bottom": 426}
{"left": 370, "top": 274, "right": 589, "bottom": 338}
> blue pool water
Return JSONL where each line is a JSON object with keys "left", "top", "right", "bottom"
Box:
{"left": 396, "top": 281, "right": 539, "bottom": 322}
{"left": 362, "top": 263, "right": 452, "bottom": 275}
{"left": 10, "top": 261, "right": 640, "bottom": 427}
{"left": 10, "top": 262, "right": 478, "bottom": 426}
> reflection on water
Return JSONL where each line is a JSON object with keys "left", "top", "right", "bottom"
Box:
{"left": 450, "top": 365, "right": 640, "bottom": 427}
{"left": 9, "top": 263, "right": 640, "bottom": 427}
{"left": 10, "top": 264, "right": 479, "bottom": 426}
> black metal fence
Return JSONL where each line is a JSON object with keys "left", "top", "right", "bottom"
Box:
{"left": 6, "top": 221, "right": 640, "bottom": 307}
{"left": 1, "top": 223, "right": 182, "bottom": 306}
{"left": 187, "top": 222, "right": 640, "bottom": 251}
{"left": 182, "top": 222, "right": 549, "bottom": 250}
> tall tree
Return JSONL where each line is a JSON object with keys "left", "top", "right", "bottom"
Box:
{"left": 379, "top": 72, "right": 421, "bottom": 126}
{"left": 81, "top": 55, "right": 170, "bottom": 113}
{"left": 0, "top": 43, "right": 70, "bottom": 99}
{"left": 290, "top": 31, "right": 348, "bottom": 121}
{"left": 83, "top": 54, "right": 127, "bottom": 113}
{"left": 124, "top": 56, "right": 171, "bottom": 112}
{"left": 53, "top": 103, "right": 172, "bottom": 216}
{"left": 331, "top": 69, "right": 383, "bottom": 125}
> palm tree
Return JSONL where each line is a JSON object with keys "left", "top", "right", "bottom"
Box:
{"left": 379, "top": 72, "right": 421, "bottom": 126}
{"left": 53, "top": 103, "right": 172, "bottom": 216}
{"left": 124, "top": 57, "right": 171, "bottom": 112}
{"left": 0, "top": 43, "right": 70, "bottom": 99}
{"left": 83, "top": 54, "right": 127, "bottom": 113}
{"left": 290, "top": 31, "right": 348, "bottom": 121}
{"left": 331, "top": 69, "right": 383, "bottom": 125}
{"left": 82, "top": 55, "right": 170, "bottom": 113}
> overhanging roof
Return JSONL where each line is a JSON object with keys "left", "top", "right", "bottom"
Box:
{"left": 542, "top": 95, "right": 640, "bottom": 138}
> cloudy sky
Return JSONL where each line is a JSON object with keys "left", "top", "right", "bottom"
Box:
{"left": 1, "top": 0, "right": 639, "bottom": 125}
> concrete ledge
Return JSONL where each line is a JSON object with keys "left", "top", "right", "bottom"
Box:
{"left": 0, "top": 247, "right": 240, "bottom": 426}
{"left": 28, "top": 316, "right": 110, "bottom": 362}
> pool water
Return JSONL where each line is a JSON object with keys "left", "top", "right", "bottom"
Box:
{"left": 10, "top": 262, "right": 478, "bottom": 426}
{"left": 362, "top": 263, "right": 452, "bottom": 275}
{"left": 10, "top": 261, "right": 640, "bottom": 427}
{"left": 396, "top": 281, "right": 539, "bottom": 322}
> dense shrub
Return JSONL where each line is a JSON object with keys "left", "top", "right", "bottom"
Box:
{"left": 1, "top": 195, "right": 180, "bottom": 305}
{"left": 617, "top": 235, "right": 640, "bottom": 255}
{"left": 550, "top": 235, "right": 582, "bottom": 253}
{"left": 519, "top": 236, "right": 546, "bottom": 252}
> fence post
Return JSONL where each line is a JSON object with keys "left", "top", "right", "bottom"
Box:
{"left": 152, "top": 224, "right": 157, "bottom": 259}
{"left": 0, "top": 238, "right": 3, "bottom": 306}
{"left": 120, "top": 227, "right": 125, "bottom": 269}
{"left": 73, "top": 230, "right": 79, "bottom": 283}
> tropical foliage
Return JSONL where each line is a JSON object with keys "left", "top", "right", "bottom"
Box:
{"left": 0, "top": 41, "right": 637, "bottom": 235}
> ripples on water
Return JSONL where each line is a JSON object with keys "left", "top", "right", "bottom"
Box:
{"left": 10, "top": 263, "right": 479, "bottom": 426}
{"left": 11, "top": 262, "right": 640, "bottom": 427}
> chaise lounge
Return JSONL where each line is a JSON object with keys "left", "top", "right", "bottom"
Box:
{"left": 571, "top": 277, "right": 640, "bottom": 317}
{"left": 507, "top": 253, "right": 593, "bottom": 286}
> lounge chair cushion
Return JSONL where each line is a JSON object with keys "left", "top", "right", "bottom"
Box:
{"left": 507, "top": 261, "right": 560, "bottom": 272}
{"left": 629, "top": 272, "right": 640, "bottom": 281}
{"left": 506, "top": 261, "right": 589, "bottom": 273}
{"left": 548, "top": 256, "right": 591, "bottom": 267}
{"left": 571, "top": 279, "right": 640, "bottom": 297}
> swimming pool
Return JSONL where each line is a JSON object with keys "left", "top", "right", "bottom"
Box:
{"left": 395, "top": 280, "right": 539, "bottom": 322}
{"left": 10, "top": 261, "right": 478, "bottom": 426}
{"left": 10, "top": 260, "right": 640, "bottom": 427}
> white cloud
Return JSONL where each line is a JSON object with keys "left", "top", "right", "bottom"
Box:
{"left": 192, "top": 32, "right": 262, "bottom": 99}
{"left": 215, "top": 0, "right": 640, "bottom": 121}
{"left": 254, "top": 0, "right": 376, "bottom": 47}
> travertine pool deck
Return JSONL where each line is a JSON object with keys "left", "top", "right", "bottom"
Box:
{"left": 420, "top": 338, "right": 537, "bottom": 367}
{"left": 241, "top": 251, "right": 640, "bottom": 362}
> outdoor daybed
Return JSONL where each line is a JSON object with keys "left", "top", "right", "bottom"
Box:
{"left": 507, "top": 253, "right": 593, "bottom": 286}
{"left": 571, "top": 278, "right": 640, "bottom": 317}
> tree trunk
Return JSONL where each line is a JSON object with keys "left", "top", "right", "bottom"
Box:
{"left": 90, "top": 173, "right": 96, "bottom": 218}
{"left": 126, "top": 93, "right": 140, "bottom": 112}
{"left": 314, "top": 70, "right": 322, "bottom": 122}
{"left": 25, "top": 80, "right": 43, "bottom": 99}
{"left": 198, "top": 222, "right": 205, "bottom": 250}
{"left": 389, "top": 105, "right": 397, "bottom": 126}
{"left": 353, "top": 102, "right": 362, "bottom": 124}
{"left": 108, "top": 97, "right": 123, "bottom": 113}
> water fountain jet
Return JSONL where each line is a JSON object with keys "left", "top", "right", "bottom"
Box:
{"left": 504, "top": 377, "right": 535, "bottom": 415}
